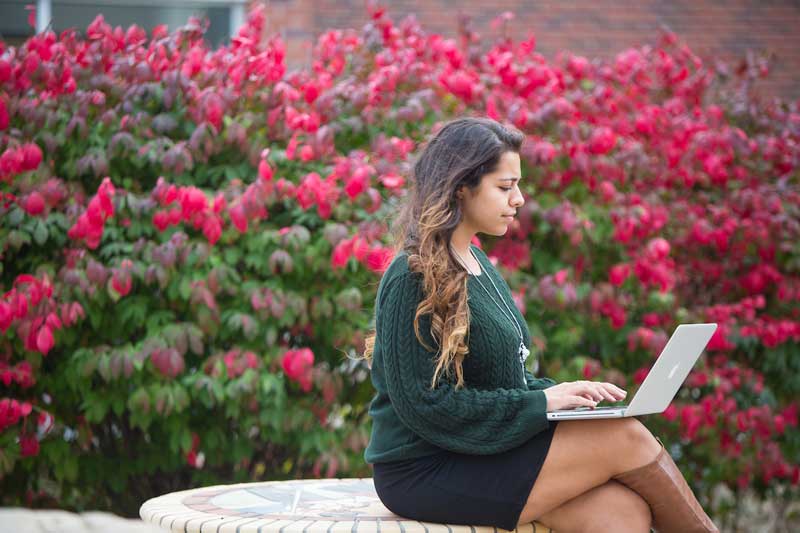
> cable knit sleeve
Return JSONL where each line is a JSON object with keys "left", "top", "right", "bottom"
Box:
{"left": 525, "top": 369, "right": 557, "bottom": 391}
{"left": 377, "top": 271, "right": 550, "bottom": 455}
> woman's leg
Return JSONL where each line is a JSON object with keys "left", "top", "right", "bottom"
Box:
{"left": 517, "top": 417, "right": 661, "bottom": 524}
{"left": 532, "top": 480, "right": 651, "bottom": 533}
{"left": 517, "top": 418, "right": 717, "bottom": 532}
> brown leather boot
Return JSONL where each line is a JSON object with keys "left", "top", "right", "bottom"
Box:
{"left": 612, "top": 438, "right": 719, "bottom": 533}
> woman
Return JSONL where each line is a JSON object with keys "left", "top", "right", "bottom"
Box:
{"left": 358, "top": 117, "right": 718, "bottom": 533}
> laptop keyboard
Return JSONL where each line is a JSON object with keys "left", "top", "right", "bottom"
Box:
{"left": 555, "top": 406, "right": 624, "bottom": 412}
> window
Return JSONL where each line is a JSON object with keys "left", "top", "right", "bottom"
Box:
{"left": 0, "top": 0, "right": 246, "bottom": 48}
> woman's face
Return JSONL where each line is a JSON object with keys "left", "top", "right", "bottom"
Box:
{"left": 457, "top": 151, "right": 525, "bottom": 236}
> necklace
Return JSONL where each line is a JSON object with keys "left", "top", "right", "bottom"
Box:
{"left": 450, "top": 245, "right": 530, "bottom": 378}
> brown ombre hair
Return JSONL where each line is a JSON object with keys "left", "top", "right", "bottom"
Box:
{"left": 359, "top": 116, "right": 525, "bottom": 390}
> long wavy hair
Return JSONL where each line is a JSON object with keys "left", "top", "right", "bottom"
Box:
{"left": 359, "top": 117, "right": 525, "bottom": 390}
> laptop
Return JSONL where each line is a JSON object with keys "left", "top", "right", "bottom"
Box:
{"left": 546, "top": 323, "right": 718, "bottom": 420}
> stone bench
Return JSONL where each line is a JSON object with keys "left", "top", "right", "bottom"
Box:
{"left": 139, "top": 478, "right": 552, "bottom": 533}
{"left": 0, "top": 507, "right": 162, "bottom": 533}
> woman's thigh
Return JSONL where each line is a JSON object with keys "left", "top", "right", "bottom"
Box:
{"left": 534, "top": 480, "right": 651, "bottom": 533}
{"left": 517, "top": 417, "right": 660, "bottom": 524}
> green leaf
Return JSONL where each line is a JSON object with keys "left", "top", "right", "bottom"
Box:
{"left": 178, "top": 278, "right": 192, "bottom": 300}
{"left": 62, "top": 456, "right": 79, "bottom": 482}
{"left": 118, "top": 296, "right": 149, "bottom": 329}
{"left": 180, "top": 427, "right": 192, "bottom": 452}
{"left": 0, "top": 440, "right": 18, "bottom": 476}
{"left": 7, "top": 206, "right": 25, "bottom": 227}
{"left": 98, "top": 241, "right": 134, "bottom": 260}
{"left": 145, "top": 310, "right": 176, "bottom": 333}
{"left": 7, "top": 229, "right": 32, "bottom": 249}
{"left": 224, "top": 165, "right": 239, "bottom": 181}
{"left": 86, "top": 307, "right": 102, "bottom": 330}
{"left": 33, "top": 219, "right": 49, "bottom": 245}
{"left": 111, "top": 395, "right": 125, "bottom": 416}
{"left": 224, "top": 247, "right": 241, "bottom": 266}
{"left": 97, "top": 355, "right": 111, "bottom": 382}
{"left": 84, "top": 398, "right": 109, "bottom": 423}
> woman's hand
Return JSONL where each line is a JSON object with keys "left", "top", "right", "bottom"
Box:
{"left": 542, "top": 381, "right": 627, "bottom": 411}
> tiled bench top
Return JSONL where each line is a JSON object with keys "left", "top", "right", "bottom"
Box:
{"left": 139, "top": 478, "right": 552, "bottom": 533}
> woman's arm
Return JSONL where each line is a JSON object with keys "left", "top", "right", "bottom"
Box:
{"left": 378, "top": 272, "right": 550, "bottom": 455}
{"left": 524, "top": 369, "right": 558, "bottom": 391}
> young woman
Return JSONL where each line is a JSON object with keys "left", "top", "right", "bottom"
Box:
{"left": 358, "top": 117, "right": 718, "bottom": 533}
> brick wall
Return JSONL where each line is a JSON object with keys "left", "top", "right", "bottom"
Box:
{"left": 257, "top": 0, "right": 800, "bottom": 101}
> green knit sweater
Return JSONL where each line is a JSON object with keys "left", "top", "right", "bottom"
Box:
{"left": 364, "top": 244, "right": 558, "bottom": 464}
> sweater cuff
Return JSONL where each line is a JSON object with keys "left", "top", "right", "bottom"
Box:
{"left": 528, "top": 377, "right": 557, "bottom": 391}
{"left": 520, "top": 389, "right": 550, "bottom": 436}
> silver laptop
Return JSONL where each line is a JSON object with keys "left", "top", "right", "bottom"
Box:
{"left": 546, "top": 323, "right": 718, "bottom": 420}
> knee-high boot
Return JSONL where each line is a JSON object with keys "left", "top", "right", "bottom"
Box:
{"left": 612, "top": 438, "right": 719, "bottom": 533}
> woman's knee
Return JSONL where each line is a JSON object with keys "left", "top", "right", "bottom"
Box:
{"left": 608, "top": 418, "right": 661, "bottom": 470}
{"left": 550, "top": 418, "right": 657, "bottom": 478}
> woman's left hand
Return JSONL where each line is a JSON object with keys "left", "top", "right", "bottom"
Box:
{"left": 571, "top": 380, "right": 627, "bottom": 403}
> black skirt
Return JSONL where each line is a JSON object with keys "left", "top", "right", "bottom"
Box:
{"left": 372, "top": 422, "right": 559, "bottom": 532}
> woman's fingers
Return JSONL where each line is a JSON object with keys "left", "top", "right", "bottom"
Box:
{"left": 590, "top": 384, "right": 613, "bottom": 402}
{"left": 572, "top": 395, "right": 597, "bottom": 408}
{"left": 603, "top": 382, "right": 627, "bottom": 400}
{"left": 600, "top": 385, "right": 618, "bottom": 402}
{"left": 557, "top": 381, "right": 628, "bottom": 409}
{"left": 601, "top": 382, "right": 626, "bottom": 396}
{"left": 574, "top": 381, "right": 627, "bottom": 403}
{"left": 576, "top": 382, "right": 605, "bottom": 402}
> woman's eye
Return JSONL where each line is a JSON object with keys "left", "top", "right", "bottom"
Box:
{"left": 500, "top": 187, "right": 512, "bottom": 191}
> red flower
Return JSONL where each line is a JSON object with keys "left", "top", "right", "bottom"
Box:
{"left": 111, "top": 268, "right": 132, "bottom": 297}
{"left": 0, "top": 301, "right": 13, "bottom": 332}
{"left": 258, "top": 159, "right": 273, "bottom": 181}
{"left": 588, "top": 127, "right": 617, "bottom": 155}
{"left": 21, "top": 143, "right": 42, "bottom": 171}
{"left": 228, "top": 203, "right": 248, "bottom": 233}
{"left": 281, "top": 348, "right": 314, "bottom": 392}
{"left": 774, "top": 414, "right": 786, "bottom": 435}
{"left": 202, "top": 215, "right": 222, "bottom": 245}
{"left": 151, "top": 348, "right": 185, "bottom": 378}
{"left": 36, "top": 325, "right": 54, "bottom": 355}
{"left": 152, "top": 210, "right": 170, "bottom": 231}
{"left": 0, "top": 98, "right": 8, "bottom": 131}
{"left": 365, "top": 247, "right": 394, "bottom": 273}
{"left": 609, "top": 263, "right": 631, "bottom": 286}
{"left": 22, "top": 191, "right": 45, "bottom": 215}
{"left": 331, "top": 239, "right": 353, "bottom": 269}
{"left": 204, "top": 93, "right": 223, "bottom": 131}
{"left": 20, "top": 435, "right": 40, "bottom": 457}
{"left": 440, "top": 70, "right": 479, "bottom": 103}
{"left": 582, "top": 359, "right": 601, "bottom": 379}
{"left": 0, "top": 60, "right": 9, "bottom": 83}
{"left": 646, "top": 238, "right": 671, "bottom": 261}
{"left": 633, "top": 366, "right": 649, "bottom": 384}
{"left": 598, "top": 180, "right": 616, "bottom": 202}
{"left": 344, "top": 167, "right": 369, "bottom": 200}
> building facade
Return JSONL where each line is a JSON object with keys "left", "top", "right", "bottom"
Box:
{"left": 1, "top": 0, "right": 797, "bottom": 101}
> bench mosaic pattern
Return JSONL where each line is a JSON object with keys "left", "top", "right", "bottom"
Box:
{"left": 139, "top": 478, "right": 552, "bottom": 533}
